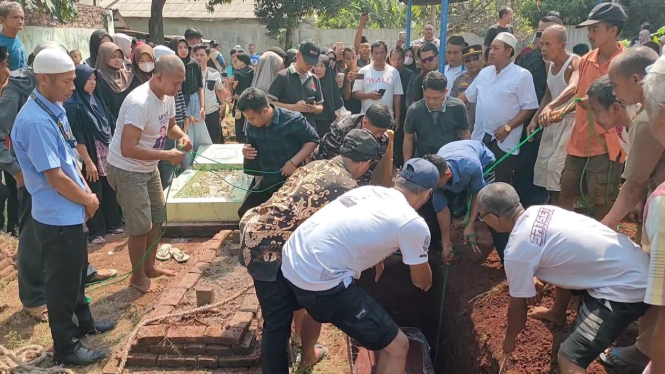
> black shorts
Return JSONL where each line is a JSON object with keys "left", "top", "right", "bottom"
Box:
{"left": 559, "top": 292, "right": 650, "bottom": 368}
{"left": 286, "top": 280, "right": 400, "bottom": 351}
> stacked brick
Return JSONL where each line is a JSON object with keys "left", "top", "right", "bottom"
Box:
{"left": 25, "top": 4, "right": 106, "bottom": 29}
{"left": 0, "top": 237, "right": 17, "bottom": 287}
{"left": 103, "top": 230, "right": 263, "bottom": 372}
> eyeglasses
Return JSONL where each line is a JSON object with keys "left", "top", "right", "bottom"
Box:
{"left": 464, "top": 55, "right": 480, "bottom": 64}
{"left": 421, "top": 55, "right": 437, "bottom": 64}
{"left": 478, "top": 212, "right": 494, "bottom": 222}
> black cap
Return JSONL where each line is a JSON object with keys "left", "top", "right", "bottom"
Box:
{"left": 576, "top": 3, "right": 626, "bottom": 28}
{"left": 298, "top": 40, "right": 320, "bottom": 65}
{"left": 340, "top": 129, "right": 380, "bottom": 161}
{"left": 236, "top": 52, "right": 252, "bottom": 66}
{"left": 462, "top": 44, "right": 482, "bottom": 58}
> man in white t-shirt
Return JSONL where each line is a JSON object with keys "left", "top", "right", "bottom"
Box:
{"left": 352, "top": 40, "right": 404, "bottom": 125}
{"left": 281, "top": 158, "right": 438, "bottom": 374}
{"left": 192, "top": 44, "right": 229, "bottom": 144}
{"left": 107, "top": 55, "right": 192, "bottom": 294}
{"left": 476, "top": 183, "right": 650, "bottom": 373}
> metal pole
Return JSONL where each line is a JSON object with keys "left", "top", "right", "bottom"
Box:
{"left": 439, "top": 0, "right": 449, "bottom": 73}
{"left": 597, "top": 0, "right": 602, "bottom": 4}
{"left": 406, "top": 0, "right": 413, "bottom": 46}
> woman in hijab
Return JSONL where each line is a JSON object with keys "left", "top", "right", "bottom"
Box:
{"left": 250, "top": 51, "right": 283, "bottom": 94}
{"left": 169, "top": 36, "right": 210, "bottom": 169}
{"left": 113, "top": 33, "right": 133, "bottom": 68}
{"left": 322, "top": 48, "right": 344, "bottom": 88}
{"left": 130, "top": 43, "right": 155, "bottom": 89}
{"left": 94, "top": 43, "right": 134, "bottom": 128}
{"left": 404, "top": 47, "right": 418, "bottom": 72}
{"left": 85, "top": 29, "right": 112, "bottom": 67}
{"left": 266, "top": 46, "right": 287, "bottom": 63}
{"left": 313, "top": 54, "right": 344, "bottom": 138}
{"left": 231, "top": 52, "right": 254, "bottom": 143}
{"left": 285, "top": 48, "right": 298, "bottom": 67}
{"left": 65, "top": 65, "right": 123, "bottom": 244}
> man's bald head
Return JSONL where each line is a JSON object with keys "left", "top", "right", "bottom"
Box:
{"left": 609, "top": 47, "right": 659, "bottom": 106}
{"left": 542, "top": 25, "right": 567, "bottom": 43}
{"left": 154, "top": 54, "right": 185, "bottom": 76}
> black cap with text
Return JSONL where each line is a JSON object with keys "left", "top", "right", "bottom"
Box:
{"left": 576, "top": 3, "right": 626, "bottom": 28}
{"left": 299, "top": 40, "right": 320, "bottom": 65}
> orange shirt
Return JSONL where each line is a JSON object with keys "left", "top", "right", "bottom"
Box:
{"left": 567, "top": 44, "right": 626, "bottom": 162}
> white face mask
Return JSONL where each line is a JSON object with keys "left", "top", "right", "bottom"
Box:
{"left": 139, "top": 62, "right": 154, "bottom": 73}
{"left": 404, "top": 57, "right": 414, "bottom": 65}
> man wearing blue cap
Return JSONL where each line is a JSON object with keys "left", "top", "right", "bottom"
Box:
{"left": 281, "top": 158, "right": 438, "bottom": 374}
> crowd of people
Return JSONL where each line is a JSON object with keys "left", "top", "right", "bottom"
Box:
{"left": 1, "top": 0, "right": 665, "bottom": 373}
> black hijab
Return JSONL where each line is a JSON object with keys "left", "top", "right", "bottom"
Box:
{"left": 285, "top": 49, "right": 298, "bottom": 67}
{"left": 65, "top": 65, "right": 113, "bottom": 168}
{"left": 169, "top": 36, "right": 203, "bottom": 103}
{"left": 404, "top": 47, "right": 418, "bottom": 72}
{"left": 316, "top": 54, "right": 343, "bottom": 120}
{"left": 85, "top": 29, "right": 111, "bottom": 67}
{"left": 169, "top": 36, "right": 191, "bottom": 64}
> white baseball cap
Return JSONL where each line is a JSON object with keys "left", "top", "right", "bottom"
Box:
{"left": 33, "top": 48, "right": 75, "bottom": 74}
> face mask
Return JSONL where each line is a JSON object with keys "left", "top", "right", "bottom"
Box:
{"left": 139, "top": 62, "right": 154, "bottom": 73}
{"left": 404, "top": 57, "right": 414, "bottom": 65}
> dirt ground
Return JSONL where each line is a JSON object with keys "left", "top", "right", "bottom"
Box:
{"left": 0, "top": 233, "right": 349, "bottom": 374}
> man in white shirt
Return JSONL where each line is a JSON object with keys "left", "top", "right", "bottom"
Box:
{"left": 460, "top": 32, "right": 538, "bottom": 185}
{"left": 352, "top": 40, "right": 404, "bottom": 126}
{"left": 192, "top": 44, "right": 229, "bottom": 144}
{"left": 281, "top": 158, "right": 438, "bottom": 374}
{"left": 106, "top": 55, "right": 192, "bottom": 294}
{"left": 477, "top": 183, "right": 650, "bottom": 374}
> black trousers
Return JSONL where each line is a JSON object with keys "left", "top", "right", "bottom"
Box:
{"left": 158, "top": 137, "right": 177, "bottom": 189}
{"left": 417, "top": 195, "right": 442, "bottom": 252}
{"left": 34, "top": 220, "right": 94, "bottom": 355}
{"left": 87, "top": 176, "right": 123, "bottom": 238}
{"left": 514, "top": 126, "right": 548, "bottom": 208}
{"left": 0, "top": 181, "right": 8, "bottom": 228}
{"left": 253, "top": 270, "right": 299, "bottom": 374}
{"left": 17, "top": 187, "right": 44, "bottom": 308}
{"left": 4, "top": 170, "right": 19, "bottom": 235}
{"left": 205, "top": 109, "right": 224, "bottom": 144}
{"left": 393, "top": 125, "right": 405, "bottom": 168}
{"left": 237, "top": 178, "right": 282, "bottom": 219}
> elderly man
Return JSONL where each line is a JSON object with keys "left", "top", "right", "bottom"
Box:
{"left": 281, "top": 158, "right": 438, "bottom": 374}
{"left": 315, "top": 103, "right": 392, "bottom": 185}
{"left": 107, "top": 55, "right": 193, "bottom": 294}
{"left": 477, "top": 182, "right": 650, "bottom": 374}
{"left": 241, "top": 129, "right": 380, "bottom": 374}
{"left": 638, "top": 55, "right": 665, "bottom": 374}
{"left": 11, "top": 48, "right": 115, "bottom": 365}
{"left": 527, "top": 25, "right": 580, "bottom": 205}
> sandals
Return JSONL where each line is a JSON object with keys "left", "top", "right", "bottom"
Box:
{"left": 170, "top": 247, "right": 190, "bottom": 264}
{"left": 24, "top": 305, "right": 48, "bottom": 322}
{"left": 108, "top": 228, "right": 124, "bottom": 235}
{"left": 156, "top": 244, "right": 172, "bottom": 261}
{"left": 91, "top": 236, "right": 105, "bottom": 245}
{"left": 295, "top": 344, "right": 328, "bottom": 374}
{"left": 599, "top": 347, "right": 649, "bottom": 371}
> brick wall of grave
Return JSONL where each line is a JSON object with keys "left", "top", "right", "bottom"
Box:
{"left": 25, "top": 4, "right": 106, "bottom": 29}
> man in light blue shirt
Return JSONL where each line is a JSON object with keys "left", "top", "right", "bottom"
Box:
{"left": 422, "top": 140, "right": 510, "bottom": 263}
{"left": 11, "top": 48, "right": 113, "bottom": 366}
{"left": 0, "top": 2, "right": 27, "bottom": 71}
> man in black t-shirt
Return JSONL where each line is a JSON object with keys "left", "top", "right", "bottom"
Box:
{"left": 484, "top": 6, "right": 514, "bottom": 51}
{"left": 268, "top": 40, "right": 324, "bottom": 127}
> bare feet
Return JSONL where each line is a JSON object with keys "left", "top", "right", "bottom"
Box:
{"left": 129, "top": 276, "right": 165, "bottom": 294}
{"left": 300, "top": 345, "right": 327, "bottom": 368}
{"left": 146, "top": 267, "right": 177, "bottom": 278}
{"left": 527, "top": 306, "right": 566, "bottom": 325}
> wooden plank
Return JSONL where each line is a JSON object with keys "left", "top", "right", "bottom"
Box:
{"left": 370, "top": 130, "right": 394, "bottom": 188}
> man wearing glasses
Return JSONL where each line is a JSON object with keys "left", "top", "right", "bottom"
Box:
{"left": 405, "top": 43, "right": 439, "bottom": 107}
{"left": 451, "top": 44, "right": 485, "bottom": 131}
{"left": 411, "top": 22, "right": 440, "bottom": 50}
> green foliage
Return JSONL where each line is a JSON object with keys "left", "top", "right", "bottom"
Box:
{"left": 517, "top": 0, "right": 596, "bottom": 28}
{"left": 19, "top": 0, "right": 78, "bottom": 22}
{"left": 317, "top": 0, "right": 420, "bottom": 29}
{"left": 619, "top": 0, "right": 665, "bottom": 38}
{"left": 252, "top": 0, "right": 348, "bottom": 40}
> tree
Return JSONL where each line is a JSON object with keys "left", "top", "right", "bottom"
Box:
{"left": 19, "top": 0, "right": 78, "bottom": 22}
{"left": 149, "top": 0, "right": 166, "bottom": 45}
{"left": 317, "top": 0, "right": 422, "bottom": 29}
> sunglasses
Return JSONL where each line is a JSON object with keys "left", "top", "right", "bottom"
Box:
{"left": 421, "top": 55, "right": 437, "bottom": 64}
{"left": 464, "top": 55, "right": 480, "bottom": 64}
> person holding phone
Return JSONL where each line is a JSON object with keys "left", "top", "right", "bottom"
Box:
{"left": 352, "top": 40, "right": 403, "bottom": 125}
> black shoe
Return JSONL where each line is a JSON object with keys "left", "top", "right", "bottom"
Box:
{"left": 86, "top": 320, "right": 116, "bottom": 335}
{"left": 53, "top": 346, "right": 107, "bottom": 366}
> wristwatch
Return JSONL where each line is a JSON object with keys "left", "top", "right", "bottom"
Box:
{"left": 504, "top": 125, "right": 512, "bottom": 133}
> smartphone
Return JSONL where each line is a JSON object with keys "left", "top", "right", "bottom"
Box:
{"left": 226, "top": 65, "right": 233, "bottom": 77}
{"left": 221, "top": 71, "right": 228, "bottom": 78}
{"left": 378, "top": 88, "right": 386, "bottom": 96}
{"left": 355, "top": 73, "right": 365, "bottom": 80}
{"left": 306, "top": 96, "right": 316, "bottom": 105}
{"left": 398, "top": 31, "right": 406, "bottom": 42}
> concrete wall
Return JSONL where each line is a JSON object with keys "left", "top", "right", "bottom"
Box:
{"left": 18, "top": 24, "right": 113, "bottom": 59}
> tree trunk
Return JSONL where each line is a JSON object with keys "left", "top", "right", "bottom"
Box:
{"left": 149, "top": 0, "right": 166, "bottom": 45}
{"left": 429, "top": 4, "right": 437, "bottom": 27}
{"left": 284, "top": 26, "right": 295, "bottom": 50}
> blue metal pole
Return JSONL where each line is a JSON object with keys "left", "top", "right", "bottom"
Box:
{"left": 406, "top": 0, "right": 413, "bottom": 46}
{"left": 596, "top": 0, "right": 602, "bottom": 4}
{"left": 438, "top": 0, "right": 449, "bottom": 73}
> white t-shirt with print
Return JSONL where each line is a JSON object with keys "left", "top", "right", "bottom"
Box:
{"left": 352, "top": 64, "right": 404, "bottom": 115}
{"left": 202, "top": 68, "right": 224, "bottom": 115}
{"left": 504, "top": 205, "right": 649, "bottom": 303}
{"left": 108, "top": 82, "right": 175, "bottom": 173}
{"left": 281, "top": 186, "right": 430, "bottom": 292}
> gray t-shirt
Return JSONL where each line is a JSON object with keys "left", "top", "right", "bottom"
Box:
{"left": 404, "top": 97, "right": 470, "bottom": 156}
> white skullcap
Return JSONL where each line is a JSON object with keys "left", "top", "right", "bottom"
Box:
{"left": 33, "top": 48, "right": 75, "bottom": 74}
{"left": 495, "top": 32, "right": 518, "bottom": 49}
{"left": 154, "top": 45, "right": 175, "bottom": 61}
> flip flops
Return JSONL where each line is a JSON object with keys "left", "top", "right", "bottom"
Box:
{"left": 170, "top": 247, "right": 190, "bottom": 264}
{"left": 294, "top": 344, "right": 328, "bottom": 374}
{"left": 156, "top": 244, "right": 172, "bottom": 261}
{"left": 599, "top": 347, "right": 649, "bottom": 371}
